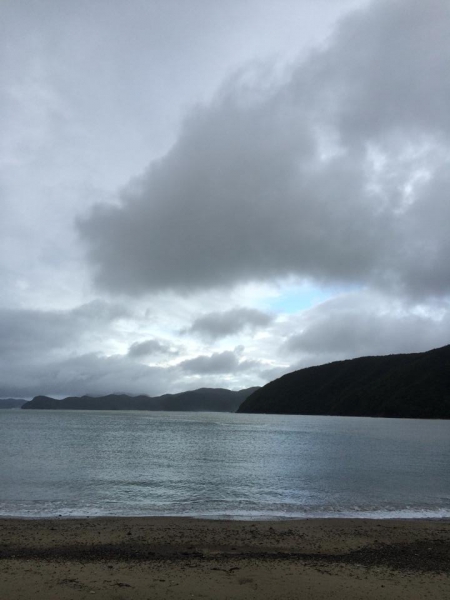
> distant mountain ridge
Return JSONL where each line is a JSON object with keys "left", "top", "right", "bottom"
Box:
{"left": 237, "top": 345, "right": 450, "bottom": 419}
{"left": 0, "top": 398, "right": 27, "bottom": 409}
{"left": 22, "top": 387, "right": 259, "bottom": 412}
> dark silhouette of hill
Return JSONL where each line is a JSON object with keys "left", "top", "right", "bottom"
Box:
{"left": 22, "top": 387, "right": 259, "bottom": 412}
{"left": 237, "top": 345, "right": 450, "bottom": 418}
{"left": 0, "top": 398, "right": 27, "bottom": 409}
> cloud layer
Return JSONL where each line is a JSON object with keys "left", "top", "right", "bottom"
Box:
{"left": 127, "top": 339, "right": 180, "bottom": 358}
{"left": 1, "top": 0, "right": 449, "bottom": 399}
{"left": 282, "top": 292, "right": 450, "bottom": 362}
{"left": 185, "top": 307, "right": 273, "bottom": 340}
{"left": 0, "top": 300, "right": 263, "bottom": 397}
{"left": 80, "top": 0, "right": 450, "bottom": 300}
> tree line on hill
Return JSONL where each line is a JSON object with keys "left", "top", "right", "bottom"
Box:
{"left": 238, "top": 345, "right": 450, "bottom": 419}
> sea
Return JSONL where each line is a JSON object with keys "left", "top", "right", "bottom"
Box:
{"left": 1, "top": 410, "right": 449, "bottom": 520}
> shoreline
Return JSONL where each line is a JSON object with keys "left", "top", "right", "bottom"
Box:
{"left": 2, "top": 511, "right": 450, "bottom": 522}
{"left": 1, "top": 517, "right": 449, "bottom": 599}
{"left": 2, "top": 513, "right": 450, "bottom": 521}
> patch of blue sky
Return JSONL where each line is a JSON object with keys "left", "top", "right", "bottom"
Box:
{"left": 266, "top": 282, "right": 357, "bottom": 314}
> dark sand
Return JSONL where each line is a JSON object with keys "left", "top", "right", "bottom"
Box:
{"left": 1, "top": 517, "right": 449, "bottom": 599}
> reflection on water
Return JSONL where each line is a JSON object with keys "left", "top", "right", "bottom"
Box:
{"left": 0, "top": 410, "right": 449, "bottom": 519}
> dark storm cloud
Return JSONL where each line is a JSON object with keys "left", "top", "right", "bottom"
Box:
{"left": 127, "top": 338, "right": 180, "bottom": 358}
{"left": 185, "top": 307, "right": 273, "bottom": 340}
{"left": 80, "top": 0, "right": 450, "bottom": 300}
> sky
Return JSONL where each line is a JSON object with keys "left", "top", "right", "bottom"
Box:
{"left": 1, "top": 0, "right": 450, "bottom": 399}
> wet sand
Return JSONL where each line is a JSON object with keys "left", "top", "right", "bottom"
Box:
{"left": 1, "top": 517, "right": 449, "bottom": 599}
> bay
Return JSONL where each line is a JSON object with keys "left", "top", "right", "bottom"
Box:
{"left": 0, "top": 410, "right": 449, "bottom": 519}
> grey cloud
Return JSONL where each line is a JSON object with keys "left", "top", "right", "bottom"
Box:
{"left": 304, "top": 0, "right": 450, "bottom": 145}
{"left": 258, "top": 364, "right": 293, "bottom": 382}
{"left": 0, "top": 352, "right": 171, "bottom": 399}
{"left": 185, "top": 307, "right": 273, "bottom": 340}
{"left": 0, "top": 300, "right": 265, "bottom": 397}
{"left": 0, "top": 301, "right": 163, "bottom": 398}
{"left": 80, "top": 0, "right": 450, "bottom": 300}
{"left": 0, "top": 344, "right": 257, "bottom": 399}
{"left": 128, "top": 338, "right": 180, "bottom": 358}
{"left": 0, "top": 300, "right": 128, "bottom": 360}
{"left": 177, "top": 350, "right": 258, "bottom": 375}
{"left": 282, "top": 293, "right": 450, "bottom": 360}
{"left": 71, "top": 300, "right": 129, "bottom": 323}
{"left": 178, "top": 351, "right": 239, "bottom": 374}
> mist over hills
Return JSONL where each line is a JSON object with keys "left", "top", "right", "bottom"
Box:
{"left": 22, "top": 387, "right": 258, "bottom": 412}
{"left": 237, "top": 345, "right": 450, "bottom": 419}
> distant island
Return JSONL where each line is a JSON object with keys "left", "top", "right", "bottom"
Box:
{"left": 0, "top": 398, "right": 27, "bottom": 409}
{"left": 21, "top": 387, "right": 258, "bottom": 412}
{"left": 237, "top": 345, "right": 450, "bottom": 419}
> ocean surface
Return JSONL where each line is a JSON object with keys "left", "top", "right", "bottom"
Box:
{"left": 1, "top": 410, "right": 449, "bottom": 519}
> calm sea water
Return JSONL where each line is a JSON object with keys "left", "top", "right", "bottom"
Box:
{"left": 0, "top": 410, "right": 449, "bottom": 519}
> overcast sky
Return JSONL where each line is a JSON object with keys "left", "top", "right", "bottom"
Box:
{"left": 1, "top": 0, "right": 449, "bottom": 399}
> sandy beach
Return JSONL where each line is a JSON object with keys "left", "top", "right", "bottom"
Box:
{"left": 1, "top": 517, "right": 449, "bottom": 599}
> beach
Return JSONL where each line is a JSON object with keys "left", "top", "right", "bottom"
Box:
{"left": 1, "top": 517, "right": 449, "bottom": 599}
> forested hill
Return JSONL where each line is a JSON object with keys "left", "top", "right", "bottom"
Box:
{"left": 237, "top": 345, "right": 450, "bottom": 419}
{"left": 22, "top": 387, "right": 258, "bottom": 413}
